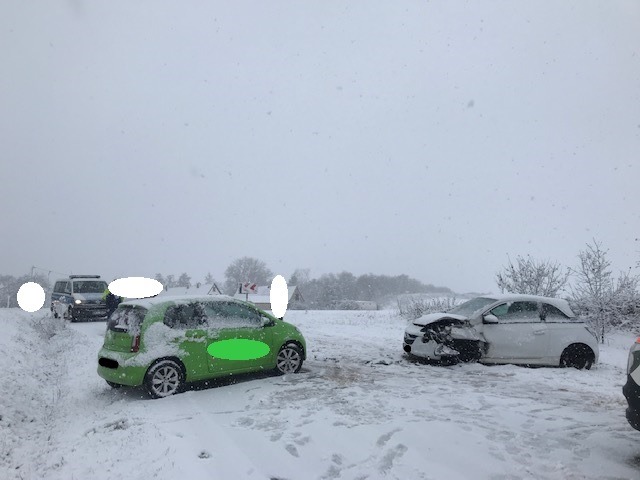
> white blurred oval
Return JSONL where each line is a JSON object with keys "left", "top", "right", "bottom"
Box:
{"left": 109, "top": 277, "right": 163, "bottom": 299}
{"left": 269, "top": 275, "right": 289, "bottom": 318}
{"left": 17, "top": 282, "right": 45, "bottom": 312}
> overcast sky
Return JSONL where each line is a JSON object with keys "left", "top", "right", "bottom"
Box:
{"left": 1, "top": 1, "right": 639, "bottom": 294}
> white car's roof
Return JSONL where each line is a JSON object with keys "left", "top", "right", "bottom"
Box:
{"left": 479, "top": 293, "right": 575, "bottom": 318}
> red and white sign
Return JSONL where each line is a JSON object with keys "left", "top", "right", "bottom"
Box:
{"left": 240, "top": 282, "right": 258, "bottom": 294}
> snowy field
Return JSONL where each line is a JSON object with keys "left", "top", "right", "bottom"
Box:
{"left": 1, "top": 308, "right": 640, "bottom": 480}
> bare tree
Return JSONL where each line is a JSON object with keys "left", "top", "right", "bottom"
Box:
{"left": 496, "top": 255, "right": 569, "bottom": 297}
{"left": 570, "top": 240, "right": 614, "bottom": 343}
{"left": 289, "top": 268, "right": 310, "bottom": 286}
{"left": 177, "top": 273, "right": 191, "bottom": 288}
{"left": 154, "top": 273, "right": 165, "bottom": 287}
{"left": 224, "top": 257, "right": 273, "bottom": 294}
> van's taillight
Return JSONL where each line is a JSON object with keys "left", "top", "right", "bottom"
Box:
{"left": 636, "top": 337, "right": 640, "bottom": 344}
{"left": 131, "top": 335, "right": 140, "bottom": 352}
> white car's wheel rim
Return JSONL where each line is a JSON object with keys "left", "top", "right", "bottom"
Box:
{"left": 277, "top": 348, "right": 301, "bottom": 373}
{"left": 151, "top": 365, "right": 181, "bottom": 396}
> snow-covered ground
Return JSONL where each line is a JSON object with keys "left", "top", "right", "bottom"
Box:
{"left": 2, "top": 308, "right": 639, "bottom": 480}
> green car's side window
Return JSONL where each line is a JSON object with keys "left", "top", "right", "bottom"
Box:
{"left": 203, "top": 302, "right": 261, "bottom": 328}
{"left": 222, "top": 303, "right": 261, "bottom": 326}
{"left": 164, "top": 302, "right": 207, "bottom": 329}
{"left": 202, "top": 303, "right": 226, "bottom": 325}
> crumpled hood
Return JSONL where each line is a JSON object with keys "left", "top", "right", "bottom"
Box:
{"left": 412, "top": 312, "right": 468, "bottom": 326}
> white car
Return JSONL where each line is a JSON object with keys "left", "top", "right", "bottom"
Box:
{"left": 403, "top": 294, "right": 599, "bottom": 369}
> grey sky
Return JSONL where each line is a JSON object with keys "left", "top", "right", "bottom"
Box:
{"left": 1, "top": 1, "right": 639, "bottom": 293}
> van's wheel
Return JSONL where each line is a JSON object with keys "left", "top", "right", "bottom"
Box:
{"left": 106, "top": 381, "right": 122, "bottom": 389}
{"left": 144, "top": 359, "right": 185, "bottom": 399}
{"left": 64, "top": 307, "right": 74, "bottom": 322}
{"left": 560, "top": 345, "right": 594, "bottom": 370}
{"left": 51, "top": 308, "right": 59, "bottom": 319}
{"left": 275, "top": 344, "right": 303, "bottom": 374}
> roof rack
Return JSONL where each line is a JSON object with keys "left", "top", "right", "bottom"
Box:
{"left": 69, "top": 275, "right": 101, "bottom": 279}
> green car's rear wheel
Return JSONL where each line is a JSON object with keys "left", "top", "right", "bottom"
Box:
{"left": 144, "top": 359, "right": 185, "bottom": 398}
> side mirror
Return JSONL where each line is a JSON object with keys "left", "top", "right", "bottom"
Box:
{"left": 483, "top": 314, "right": 499, "bottom": 324}
{"left": 261, "top": 316, "right": 274, "bottom": 327}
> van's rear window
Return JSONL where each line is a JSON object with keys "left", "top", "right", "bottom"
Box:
{"left": 107, "top": 306, "right": 146, "bottom": 332}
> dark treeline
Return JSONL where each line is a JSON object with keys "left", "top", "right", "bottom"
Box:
{"left": 0, "top": 262, "right": 450, "bottom": 311}
{"left": 288, "top": 269, "right": 452, "bottom": 309}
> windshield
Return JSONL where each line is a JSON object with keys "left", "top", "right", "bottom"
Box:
{"left": 73, "top": 281, "right": 108, "bottom": 294}
{"left": 448, "top": 297, "right": 497, "bottom": 317}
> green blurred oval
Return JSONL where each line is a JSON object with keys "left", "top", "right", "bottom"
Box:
{"left": 207, "top": 339, "right": 270, "bottom": 360}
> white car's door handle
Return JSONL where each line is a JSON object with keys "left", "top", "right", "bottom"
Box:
{"left": 533, "top": 330, "right": 546, "bottom": 335}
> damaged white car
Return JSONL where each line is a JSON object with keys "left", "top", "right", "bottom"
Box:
{"left": 403, "top": 294, "right": 599, "bottom": 369}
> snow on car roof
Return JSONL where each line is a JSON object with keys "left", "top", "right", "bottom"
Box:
{"left": 121, "top": 294, "right": 238, "bottom": 309}
{"left": 479, "top": 293, "right": 575, "bottom": 317}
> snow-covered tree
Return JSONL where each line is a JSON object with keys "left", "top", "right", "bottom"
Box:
{"left": 570, "top": 240, "right": 614, "bottom": 343}
{"left": 177, "top": 273, "right": 191, "bottom": 288}
{"left": 154, "top": 273, "right": 165, "bottom": 289}
{"left": 0, "top": 273, "right": 50, "bottom": 308}
{"left": 289, "top": 268, "right": 310, "bottom": 286}
{"left": 495, "top": 255, "right": 569, "bottom": 297}
{"left": 223, "top": 257, "right": 273, "bottom": 294}
{"left": 204, "top": 272, "right": 215, "bottom": 284}
{"left": 611, "top": 269, "right": 640, "bottom": 328}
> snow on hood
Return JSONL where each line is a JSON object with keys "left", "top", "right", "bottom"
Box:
{"left": 412, "top": 312, "right": 468, "bottom": 326}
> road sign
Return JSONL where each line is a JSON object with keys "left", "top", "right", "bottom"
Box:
{"left": 240, "top": 282, "right": 258, "bottom": 294}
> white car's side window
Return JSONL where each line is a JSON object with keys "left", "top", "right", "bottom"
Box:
{"left": 541, "top": 303, "right": 569, "bottom": 322}
{"left": 490, "top": 301, "right": 540, "bottom": 323}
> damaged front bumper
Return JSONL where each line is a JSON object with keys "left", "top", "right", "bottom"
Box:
{"left": 403, "top": 316, "right": 483, "bottom": 362}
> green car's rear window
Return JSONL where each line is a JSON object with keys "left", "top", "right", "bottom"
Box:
{"left": 107, "top": 306, "right": 146, "bottom": 333}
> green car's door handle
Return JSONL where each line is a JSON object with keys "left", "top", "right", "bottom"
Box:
{"left": 185, "top": 331, "right": 205, "bottom": 338}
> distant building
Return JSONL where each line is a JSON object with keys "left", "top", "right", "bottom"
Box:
{"left": 158, "top": 282, "right": 223, "bottom": 297}
{"left": 233, "top": 285, "right": 304, "bottom": 311}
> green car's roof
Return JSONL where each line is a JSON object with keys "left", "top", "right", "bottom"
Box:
{"left": 120, "top": 294, "right": 256, "bottom": 310}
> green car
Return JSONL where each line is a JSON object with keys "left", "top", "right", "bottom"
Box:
{"left": 97, "top": 295, "right": 306, "bottom": 398}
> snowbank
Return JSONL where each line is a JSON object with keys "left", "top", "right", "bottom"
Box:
{"left": 2, "top": 308, "right": 640, "bottom": 479}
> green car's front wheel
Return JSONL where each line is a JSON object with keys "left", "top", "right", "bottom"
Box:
{"left": 275, "top": 344, "right": 303, "bottom": 375}
{"left": 144, "top": 359, "right": 185, "bottom": 398}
